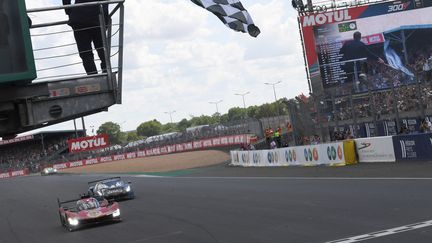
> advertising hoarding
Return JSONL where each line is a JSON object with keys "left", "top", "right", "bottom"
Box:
{"left": 300, "top": 0, "right": 432, "bottom": 94}
{"left": 393, "top": 133, "right": 432, "bottom": 161}
{"left": 355, "top": 136, "right": 395, "bottom": 162}
{"left": 68, "top": 134, "right": 109, "bottom": 153}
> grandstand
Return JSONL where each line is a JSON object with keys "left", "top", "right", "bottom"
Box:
{"left": 0, "top": 130, "right": 84, "bottom": 173}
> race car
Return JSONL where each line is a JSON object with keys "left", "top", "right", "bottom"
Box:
{"left": 88, "top": 177, "right": 135, "bottom": 200}
{"left": 41, "top": 167, "right": 58, "bottom": 176}
{"left": 58, "top": 195, "right": 121, "bottom": 231}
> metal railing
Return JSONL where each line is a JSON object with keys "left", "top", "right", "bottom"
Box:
{"left": 27, "top": 0, "right": 125, "bottom": 103}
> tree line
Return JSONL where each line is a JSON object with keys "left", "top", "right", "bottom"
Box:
{"left": 97, "top": 98, "right": 295, "bottom": 144}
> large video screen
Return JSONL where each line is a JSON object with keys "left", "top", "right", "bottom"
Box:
{"left": 300, "top": 0, "right": 432, "bottom": 95}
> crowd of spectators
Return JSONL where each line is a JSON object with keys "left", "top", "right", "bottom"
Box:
{"left": 0, "top": 136, "right": 70, "bottom": 173}
{"left": 321, "top": 83, "right": 432, "bottom": 123}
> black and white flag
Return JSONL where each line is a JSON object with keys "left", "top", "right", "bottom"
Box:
{"left": 191, "top": 0, "right": 260, "bottom": 37}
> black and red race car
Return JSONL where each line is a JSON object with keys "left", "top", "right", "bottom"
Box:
{"left": 57, "top": 195, "right": 121, "bottom": 231}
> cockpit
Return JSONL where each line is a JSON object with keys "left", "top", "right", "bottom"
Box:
{"left": 77, "top": 198, "right": 100, "bottom": 211}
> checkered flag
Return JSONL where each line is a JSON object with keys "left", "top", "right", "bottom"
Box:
{"left": 191, "top": 0, "right": 260, "bottom": 37}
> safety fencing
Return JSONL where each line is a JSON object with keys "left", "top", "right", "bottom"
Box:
{"left": 231, "top": 133, "right": 432, "bottom": 166}
{"left": 53, "top": 134, "right": 251, "bottom": 171}
{"left": 231, "top": 140, "right": 357, "bottom": 167}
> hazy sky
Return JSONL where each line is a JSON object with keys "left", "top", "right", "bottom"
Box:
{"left": 25, "top": 0, "right": 309, "bottom": 134}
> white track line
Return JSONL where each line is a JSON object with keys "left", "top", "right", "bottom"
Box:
{"left": 129, "top": 176, "right": 432, "bottom": 180}
{"left": 327, "top": 220, "right": 432, "bottom": 243}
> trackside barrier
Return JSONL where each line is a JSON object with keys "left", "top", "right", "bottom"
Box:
{"left": 392, "top": 133, "right": 432, "bottom": 161}
{"left": 54, "top": 134, "right": 251, "bottom": 170}
{"left": 0, "top": 169, "right": 29, "bottom": 179}
{"left": 354, "top": 136, "right": 395, "bottom": 163}
{"left": 230, "top": 141, "right": 357, "bottom": 167}
{"left": 343, "top": 140, "right": 357, "bottom": 165}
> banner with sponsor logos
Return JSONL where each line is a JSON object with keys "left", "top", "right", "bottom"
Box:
{"left": 392, "top": 133, "right": 432, "bottom": 161}
{"left": 0, "top": 135, "right": 34, "bottom": 146}
{"left": 230, "top": 142, "right": 347, "bottom": 167}
{"left": 55, "top": 134, "right": 251, "bottom": 170}
{"left": 355, "top": 136, "right": 395, "bottom": 162}
{"left": 68, "top": 134, "right": 109, "bottom": 153}
{"left": 0, "top": 169, "right": 29, "bottom": 179}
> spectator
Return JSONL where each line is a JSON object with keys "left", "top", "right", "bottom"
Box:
{"left": 62, "top": 0, "right": 109, "bottom": 75}
{"left": 270, "top": 140, "right": 277, "bottom": 149}
{"left": 399, "top": 125, "right": 409, "bottom": 134}
{"left": 273, "top": 127, "right": 281, "bottom": 148}
{"left": 420, "top": 119, "right": 431, "bottom": 133}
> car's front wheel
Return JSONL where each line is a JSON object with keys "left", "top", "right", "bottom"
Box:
{"left": 59, "top": 213, "right": 65, "bottom": 226}
{"left": 65, "top": 216, "right": 75, "bottom": 232}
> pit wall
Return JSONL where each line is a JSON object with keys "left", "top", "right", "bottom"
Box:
{"left": 53, "top": 134, "right": 251, "bottom": 171}
{"left": 231, "top": 133, "right": 432, "bottom": 166}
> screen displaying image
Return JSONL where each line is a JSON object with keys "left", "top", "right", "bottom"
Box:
{"left": 301, "top": 0, "right": 432, "bottom": 94}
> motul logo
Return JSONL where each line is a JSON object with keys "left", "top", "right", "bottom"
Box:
{"left": 302, "top": 10, "right": 351, "bottom": 27}
{"left": 68, "top": 134, "right": 109, "bottom": 153}
{"left": 54, "top": 163, "right": 67, "bottom": 169}
{"left": 11, "top": 170, "right": 24, "bottom": 176}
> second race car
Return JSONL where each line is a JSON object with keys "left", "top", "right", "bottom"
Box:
{"left": 88, "top": 177, "right": 135, "bottom": 200}
{"left": 41, "top": 167, "right": 58, "bottom": 176}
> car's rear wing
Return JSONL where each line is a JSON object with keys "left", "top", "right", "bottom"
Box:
{"left": 57, "top": 197, "right": 82, "bottom": 211}
{"left": 57, "top": 193, "right": 94, "bottom": 207}
{"left": 87, "top": 177, "right": 122, "bottom": 186}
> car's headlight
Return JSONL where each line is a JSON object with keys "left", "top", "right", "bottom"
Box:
{"left": 125, "top": 185, "right": 131, "bottom": 192}
{"left": 53, "top": 169, "right": 57, "bottom": 172}
{"left": 112, "top": 209, "right": 120, "bottom": 217}
{"left": 68, "top": 217, "right": 79, "bottom": 226}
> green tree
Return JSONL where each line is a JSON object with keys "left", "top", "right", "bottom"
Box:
{"left": 177, "top": 118, "right": 191, "bottom": 131}
{"left": 97, "top": 122, "right": 125, "bottom": 145}
{"left": 227, "top": 107, "right": 246, "bottom": 121}
{"left": 137, "top": 119, "right": 162, "bottom": 137}
{"left": 189, "top": 115, "right": 216, "bottom": 126}
{"left": 161, "top": 123, "right": 177, "bottom": 133}
{"left": 126, "top": 131, "right": 141, "bottom": 142}
{"left": 219, "top": 113, "right": 229, "bottom": 123}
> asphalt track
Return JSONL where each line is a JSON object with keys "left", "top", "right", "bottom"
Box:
{"left": 1, "top": 162, "right": 432, "bottom": 243}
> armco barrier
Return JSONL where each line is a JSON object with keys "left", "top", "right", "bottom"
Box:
{"left": 355, "top": 136, "right": 395, "bottom": 163}
{"left": 54, "top": 134, "right": 251, "bottom": 171}
{"left": 231, "top": 141, "right": 356, "bottom": 167}
{"left": 393, "top": 133, "right": 432, "bottom": 161}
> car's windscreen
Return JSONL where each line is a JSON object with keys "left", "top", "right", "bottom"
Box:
{"left": 100, "top": 180, "right": 123, "bottom": 187}
{"left": 77, "top": 199, "right": 100, "bottom": 211}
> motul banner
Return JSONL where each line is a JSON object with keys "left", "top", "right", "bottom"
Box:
{"left": 68, "top": 134, "right": 109, "bottom": 153}
{"left": 0, "top": 169, "right": 29, "bottom": 179}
